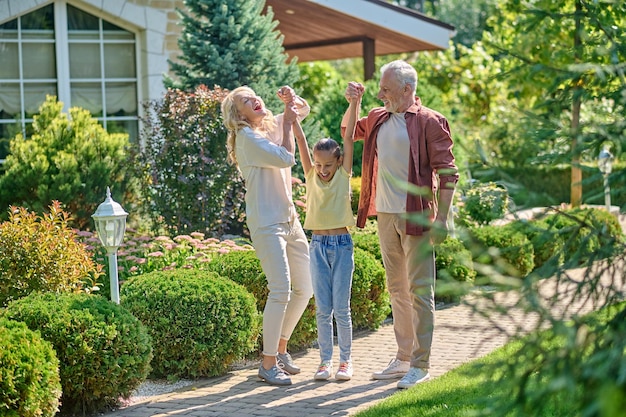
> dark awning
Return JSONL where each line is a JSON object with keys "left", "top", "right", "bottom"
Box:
{"left": 264, "top": 0, "right": 455, "bottom": 79}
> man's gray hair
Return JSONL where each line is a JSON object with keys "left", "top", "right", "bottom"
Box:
{"left": 380, "top": 60, "right": 417, "bottom": 94}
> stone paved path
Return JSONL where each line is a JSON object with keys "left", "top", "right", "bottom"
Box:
{"left": 102, "top": 214, "right": 625, "bottom": 417}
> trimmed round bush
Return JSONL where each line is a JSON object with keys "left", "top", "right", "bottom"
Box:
{"left": 353, "top": 232, "right": 382, "bottom": 262}
{"left": 351, "top": 247, "right": 390, "bottom": 330}
{"left": 2, "top": 292, "right": 152, "bottom": 416}
{"left": 121, "top": 269, "right": 261, "bottom": 379}
{"left": 469, "top": 225, "right": 534, "bottom": 279}
{"left": 207, "top": 247, "right": 393, "bottom": 346}
{"left": 504, "top": 218, "right": 564, "bottom": 276}
{"left": 206, "top": 250, "right": 317, "bottom": 351}
{"left": 205, "top": 250, "right": 269, "bottom": 311}
{"left": 544, "top": 207, "right": 625, "bottom": 266}
{"left": 435, "top": 237, "right": 477, "bottom": 304}
{"left": 460, "top": 181, "right": 510, "bottom": 225}
{"left": 435, "top": 237, "right": 476, "bottom": 283}
{"left": 0, "top": 318, "right": 61, "bottom": 417}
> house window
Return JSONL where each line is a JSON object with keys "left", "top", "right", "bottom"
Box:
{"left": 0, "top": 3, "right": 139, "bottom": 162}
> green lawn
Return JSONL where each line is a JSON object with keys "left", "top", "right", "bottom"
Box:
{"left": 355, "top": 303, "right": 626, "bottom": 417}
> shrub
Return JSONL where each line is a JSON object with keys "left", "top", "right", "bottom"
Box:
{"left": 351, "top": 247, "right": 390, "bottom": 330}
{"left": 1, "top": 292, "right": 152, "bottom": 415}
{"left": 205, "top": 250, "right": 269, "bottom": 311}
{"left": 0, "top": 95, "right": 137, "bottom": 230}
{"left": 543, "top": 207, "right": 624, "bottom": 266}
{"left": 0, "top": 202, "right": 102, "bottom": 307}
{"left": 504, "top": 218, "right": 564, "bottom": 276}
{"left": 0, "top": 318, "right": 61, "bottom": 417}
{"left": 460, "top": 181, "right": 510, "bottom": 225}
{"left": 206, "top": 249, "right": 317, "bottom": 350}
{"left": 133, "top": 85, "right": 246, "bottom": 238}
{"left": 77, "top": 229, "right": 254, "bottom": 296}
{"left": 435, "top": 237, "right": 477, "bottom": 304}
{"left": 469, "top": 225, "right": 534, "bottom": 279}
{"left": 435, "top": 237, "right": 476, "bottom": 284}
{"left": 121, "top": 269, "right": 260, "bottom": 379}
{"left": 207, "top": 246, "right": 392, "bottom": 346}
{"left": 578, "top": 207, "right": 625, "bottom": 246}
{"left": 352, "top": 232, "right": 382, "bottom": 262}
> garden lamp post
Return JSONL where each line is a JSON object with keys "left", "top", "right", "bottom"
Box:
{"left": 598, "top": 147, "right": 614, "bottom": 212}
{"left": 92, "top": 187, "right": 128, "bottom": 304}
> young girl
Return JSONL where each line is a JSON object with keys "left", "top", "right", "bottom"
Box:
{"left": 221, "top": 86, "right": 313, "bottom": 386}
{"left": 293, "top": 88, "right": 362, "bottom": 381}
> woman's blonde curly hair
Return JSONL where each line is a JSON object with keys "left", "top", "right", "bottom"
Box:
{"left": 221, "top": 86, "right": 276, "bottom": 167}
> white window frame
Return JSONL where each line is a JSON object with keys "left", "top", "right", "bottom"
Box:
{"left": 0, "top": 0, "right": 142, "bottom": 162}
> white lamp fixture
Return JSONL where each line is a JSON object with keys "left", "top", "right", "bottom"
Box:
{"left": 92, "top": 187, "right": 128, "bottom": 304}
{"left": 597, "top": 146, "right": 614, "bottom": 212}
{"left": 598, "top": 146, "right": 614, "bottom": 175}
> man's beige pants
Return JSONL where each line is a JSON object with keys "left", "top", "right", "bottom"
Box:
{"left": 377, "top": 212, "right": 435, "bottom": 370}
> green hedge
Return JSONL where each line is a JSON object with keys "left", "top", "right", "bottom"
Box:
{"left": 2, "top": 292, "right": 152, "bottom": 416}
{"left": 459, "top": 181, "right": 510, "bottom": 226}
{"left": 353, "top": 232, "right": 382, "bottom": 262}
{"left": 543, "top": 207, "right": 625, "bottom": 267}
{"left": 206, "top": 246, "right": 392, "bottom": 350}
{"left": 504, "top": 218, "right": 564, "bottom": 277}
{"left": 121, "top": 269, "right": 260, "bottom": 379}
{"left": 351, "top": 247, "right": 390, "bottom": 330}
{"left": 0, "top": 318, "right": 61, "bottom": 417}
{"left": 469, "top": 225, "right": 535, "bottom": 279}
{"left": 435, "top": 237, "right": 477, "bottom": 303}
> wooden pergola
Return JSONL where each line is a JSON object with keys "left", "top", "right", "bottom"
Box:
{"left": 264, "top": 0, "right": 455, "bottom": 80}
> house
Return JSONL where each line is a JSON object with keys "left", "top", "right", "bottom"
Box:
{"left": 0, "top": 0, "right": 454, "bottom": 161}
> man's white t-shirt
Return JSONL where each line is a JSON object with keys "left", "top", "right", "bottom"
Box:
{"left": 376, "top": 112, "right": 410, "bottom": 213}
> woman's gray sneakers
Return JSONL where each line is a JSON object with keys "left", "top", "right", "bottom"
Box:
{"left": 258, "top": 364, "right": 292, "bottom": 386}
{"left": 277, "top": 352, "right": 301, "bottom": 374}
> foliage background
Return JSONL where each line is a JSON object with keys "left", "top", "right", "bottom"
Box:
{"left": 132, "top": 85, "right": 246, "bottom": 237}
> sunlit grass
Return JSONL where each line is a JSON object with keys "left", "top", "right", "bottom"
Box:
{"left": 355, "top": 340, "right": 578, "bottom": 417}
{"left": 354, "top": 302, "right": 626, "bottom": 417}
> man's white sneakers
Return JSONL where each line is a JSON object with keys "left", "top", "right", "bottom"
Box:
{"left": 397, "top": 367, "right": 430, "bottom": 389}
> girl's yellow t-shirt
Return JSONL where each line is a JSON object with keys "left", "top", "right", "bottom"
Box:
{"left": 303, "top": 166, "right": 355, "bottom": 230}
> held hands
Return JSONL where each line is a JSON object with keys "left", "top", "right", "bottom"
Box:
{"left": 345, "top": 82, "right": 365, "bottom": 102}
{"left": 277, "top": 86, "right": 297, "bottom": 105}
{"left": 278, "top": 85, "right": 298, "bottom": 123}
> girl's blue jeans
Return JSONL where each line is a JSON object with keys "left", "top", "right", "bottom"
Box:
{"left": 310, "top": 233, "right": 355, "bottom": 364}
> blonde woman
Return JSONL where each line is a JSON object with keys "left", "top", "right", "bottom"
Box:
{"left": 221, "top": 86, "right": 313, "bottom": 386}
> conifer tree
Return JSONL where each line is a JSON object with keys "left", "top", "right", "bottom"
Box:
{"left": 485, "top": 0, "right": 625, "bottom": 207}
{"left": 167, "top": 0, "right": 298, "bottom": 108}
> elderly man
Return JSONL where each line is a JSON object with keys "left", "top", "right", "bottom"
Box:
{"left": 342, "top": 60, "right": 458, "bottom": 389}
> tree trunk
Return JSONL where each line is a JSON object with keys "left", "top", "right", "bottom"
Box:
{"left": 570, "top": 1, "right": 583, "bottom": 207}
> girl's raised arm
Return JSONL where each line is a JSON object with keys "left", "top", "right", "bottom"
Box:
{"left": 342, "top": 95, "right": 361, "bottom": 174}
{"left": 293, "top": 119, "right": 312, "bottom": 176}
